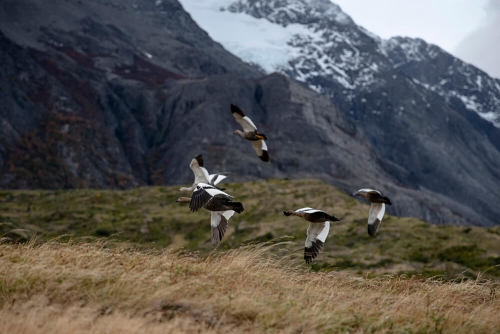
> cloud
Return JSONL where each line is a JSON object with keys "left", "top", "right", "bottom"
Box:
{"left": 455, "top": 0, "right": 500, "bottom": 78}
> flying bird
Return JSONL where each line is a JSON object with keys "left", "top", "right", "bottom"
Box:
{"left": 176, "top": 183, "right": 244, "bottom": 246}
{"left": 283, "top": 207, "right": 340, "bottom": 264}
{"left": 230, "top": 104, "right": 270, "bottom": 162}
{"left": 351, "top": 189, "right": 392, "bottom": 236}
{"left": 179, "top": 154, "right": 228, "bottom": 192}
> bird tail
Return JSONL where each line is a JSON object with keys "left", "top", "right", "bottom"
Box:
{"left": 381, "top": 196, "right": 392, "bottom": 205}
{"left": 326, "top": 214, "right": 340, "bottom": 222}
{"left": 256, "top": 133, "right": 267, "bottom": 140}
{"left": 229, "top": 201, "right": 244, "bottom": 214}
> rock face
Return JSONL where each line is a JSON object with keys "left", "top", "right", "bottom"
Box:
{"left": 0, "top": 0, "right": 500, "bottom": 226}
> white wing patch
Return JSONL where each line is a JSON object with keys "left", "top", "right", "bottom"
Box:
{"left": 233, "top": 112, "right": 258, "bottom": 132}
{"left": 196, "top": 183, "right": 233, "bottom": 198}
{"left": 242, "top": 116, "right": 258, "bottom": 131}
{"left": 222, "top": 210, "right": 235, "bottom": 220}
{"left": 305, "top": 221, "right": 330, "bottom": 247}
{"left": 357, "top": 188, "right": 381, "bottom": 195}
{"left": 368, "top": 203, "right": 385, "bottom": 225}
{"left": 316, "top": 221, "right": 330, "bottom": 242}
{"left": 209, "top": 174, "right": 227, "bottom": 186}
{"left": 296, "top": 207, "right": 322, "bottom": 214}
{"left": 251, "top": 140, "right": 265, "bottom": 156}
{"left": 190, "top": 161, "right": 210, "bottom": 185}
{"left": 210, "top": 211, "right": 222, "bottom": 227}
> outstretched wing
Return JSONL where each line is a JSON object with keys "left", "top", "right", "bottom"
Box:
{"left": 251, "top": 140, "right": 270, "bottom": 162}
{"left": 209, "top": 173, "right": 228, "bottom": 186}
{"left": 189, "top": 156, "right": 210, "bottom": 185}
{"left": 368, "top": 203, "right": 385, "bottom": 236}
{"left": 189, "top": 183, "right": 233, "bottom": 212}
{"left": 210, "top": 210, "right": 234, "bottom": 246}
{"left": 357, "top": 188, "right": 381, "bottom": 195}
{"left": 231, "top": 104, "right": 258, "bottom": 132}
{"left": 296, "top": 207, "right": 321, "bottom": 213}
{"left": 304, "top": 221, "right": 330, "bottom": 264}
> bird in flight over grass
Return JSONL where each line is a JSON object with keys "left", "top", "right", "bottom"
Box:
{"left": 230, "top": 104, "right": 270, "bottom": 162}
{"left": 179, "top": 154, "right": 228, "bottom": 192}
{"left": 176, "top": 183, "right": 244, "bottom": 246}
{"left": 283, "top": 207, "right": 340, "bottom": 264}
{"left": 351, "top": 189, "right": 392, "bottom": 236}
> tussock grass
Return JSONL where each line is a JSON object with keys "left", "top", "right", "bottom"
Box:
{"left": 1, "top": 179, "right": 500, "bottom": 279}
{"left": 1, "top": 240, "right": 500, "bottom": 333}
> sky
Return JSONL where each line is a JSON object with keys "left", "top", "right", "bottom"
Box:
{"left": 332, "top": 0, "right": 500, "bottom": 78}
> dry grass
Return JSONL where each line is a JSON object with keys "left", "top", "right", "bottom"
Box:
{"left": 2, "top": 179, "right": 500, "bottom": 279}
{"left": 1, "top": 240, "right": 500, "bottom": 333}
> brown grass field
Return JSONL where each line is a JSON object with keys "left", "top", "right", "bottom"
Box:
{"left": 1, "top": 240, "right": 500, "bottom": 333}
{"left": 1, "top": 179, "right": 500, "bottom": 332}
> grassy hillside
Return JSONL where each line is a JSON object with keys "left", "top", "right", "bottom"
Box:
{"left": 1, "top": 241, "right": 500, "bottom": 333}
{"left": 1, "top": 179, "right": 500, "bottom": 279}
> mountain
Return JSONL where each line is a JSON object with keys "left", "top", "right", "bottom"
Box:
{"left": 179, "top": 0, "right": 500, "bottom": 226}
{"left": 0, "top": 0, "right": 499, "bottom": 226}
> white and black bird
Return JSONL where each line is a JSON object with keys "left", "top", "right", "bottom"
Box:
{"left": 179, "top": 154, "right": 228, "bottom": 192}
{"left": 351, "top": 189, "right": 392, "bottom": 236}
{"left": 230, "top": 104, "right": 270, "bottom": 162}
{"left": 283, "top": 207, "right": 340, "bottom": 264}
{"left": 176, "top": 183, "right": 244, "bottom": 246}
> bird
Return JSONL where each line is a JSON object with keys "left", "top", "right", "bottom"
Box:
{"left": 283, "top": 207, "right": 340, "bottom": 264}
{"left": 176, "top": 183, "right": 244, "bottom": 246}
{"left": 351, "top": 189, "right": 392, "bottom": 236}
{"left": 179, "top": 154, "right": 228, "bottom": 192}
{"left": 230, "top": 104, "right": 270, "bottom": 162}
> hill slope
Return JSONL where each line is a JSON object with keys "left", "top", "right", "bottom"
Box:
{"left": 2, "top": 179, "right": 500, "bottom": 279}
{"left": 1, "top": 241, "right": 500, "bottom": 333}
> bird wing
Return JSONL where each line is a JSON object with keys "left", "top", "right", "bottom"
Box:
{"left": 209, "top": 173, "right": 228, "bottom": 186}
{"left": 357, "top": 188, "right": 381, "bottom": 195}
{"left": 296, "top": 207, "right": 321, "bottom": 213}
{"left": 210, "top": 211, "right": 232, "bottom": 246}
{"left": 189, "top": 183, "right": 233, "bottom": 212}
{"left": 231, "top": 104, "right": 258, "bottom": 132}
{"left": 368, "top": 203, "right": 385, "bottom": 236}
{"left": 251, "top": 140, "right": 270, "bottom": 162}
{"left": 304, "top": 221, "right": 330, "bottom": 264}
{"left": 189, "top": 157, "right": 210, "bottom": 185}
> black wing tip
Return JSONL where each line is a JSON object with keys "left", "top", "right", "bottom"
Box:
{"left": 230, "top": 104, "right": 245, "bottom": 117}
{"left": 304, "top": 240, "right": 324, "bottom": 264}
{"left": 259, "top": 150, "right": 270, "bottom": 162}
{"left": 194, "top": 154, "right": 204, "bottom": 167}
{"left": 368, "top": 219, "right": 381, "bottom": 237}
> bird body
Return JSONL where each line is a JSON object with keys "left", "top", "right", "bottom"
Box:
{"left": 230, "top": 104, "right": 270, "bottom": 162}
{"left": 283, "top": 207, "right": 340, "bottom": 264}
{"left": 176, "top": 183, "right": 244, "bottom": 246}
{"left": 352, "top": 189, "right": 392, "bottom": 236}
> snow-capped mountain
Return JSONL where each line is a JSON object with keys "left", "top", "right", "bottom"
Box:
{"left": 180, "top": 0, "right": 500, "bottom": 128}
{"left": 384, "top": 37, "right": 500, "bottom": 127}
{"left": 178, "top": 0, "right": 500, "bottom": 225}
